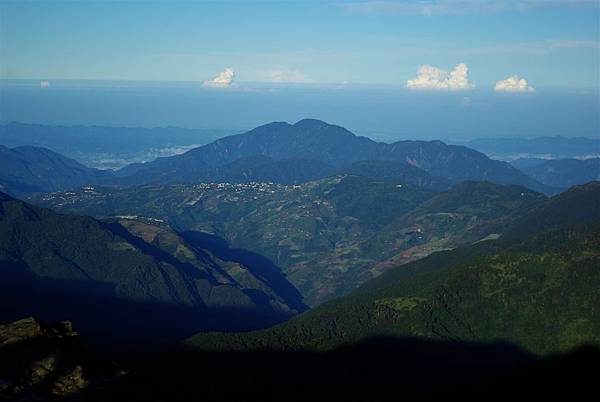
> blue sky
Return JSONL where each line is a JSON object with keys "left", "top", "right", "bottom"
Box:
{"left": 1, "top": 0, "right": 598, "bottom": 90}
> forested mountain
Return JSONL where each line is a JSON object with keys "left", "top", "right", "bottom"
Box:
{"left": 35, "top": 178, "right": 547, "bottom": 306}
{"left": 115, "top": 119, "right": 548, "bottom": 192}
{"left": 187, "top": 182, "right": 600, "bottom": 355}
{"left": 0, "top": 192, "right": 305, "bottom": 345}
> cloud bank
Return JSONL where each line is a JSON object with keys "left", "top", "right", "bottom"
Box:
{"left": 202, "top": 68, "right": 235, "bottom": 88}
{"left": 494, "top": 75, "right": 535, "bottom": 92}
{"left": 406, "top": 63, "right": 474, "bottom": 90}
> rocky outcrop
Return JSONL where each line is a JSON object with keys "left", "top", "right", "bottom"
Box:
{"left": 0, "top": 317, "right": 121, "bottom": 400}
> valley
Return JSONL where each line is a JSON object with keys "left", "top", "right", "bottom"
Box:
{"left": 35, "top": 176, "right": 547, "bottom": 306}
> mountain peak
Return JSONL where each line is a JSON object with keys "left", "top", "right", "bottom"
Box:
{"left": 293, "top": 118, "right": 330, "bottom": 129}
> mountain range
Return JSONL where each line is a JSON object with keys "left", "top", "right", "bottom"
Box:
{"left": 5, "top": 120, "right": 599, "bottom": 200}
{"left": 1, "top": 118, "right": 598, "bottom": 355}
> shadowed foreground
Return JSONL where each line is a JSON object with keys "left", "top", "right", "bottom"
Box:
{"left": 1, "top": 318, "right": 598, "bottom": 402}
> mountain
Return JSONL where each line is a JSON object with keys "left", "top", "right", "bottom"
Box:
{"left": 0, "top": 145, "right": 110, "bottom": 196}
{"left": 115, "top": 119, "right": 548, "bottom": 192}
{"left": 35, "top": 178, "right": 546, "bottom": 306}
{"left": 0, "top": 192, "right": 305, "bottom": 345}
{"left": 519, "top": 158, "right": 600, "bottom": 189}
{"left": 187, "top": 182, "right": 600, "bottom": 355}
{"left": 457, "top": 136, "right": 600, "bottom": 160}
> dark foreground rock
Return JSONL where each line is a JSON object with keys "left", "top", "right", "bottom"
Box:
{"left": 1, "top": 317, "right": 598, "bottom": 401}
{"left": 0, "top": 317, "right": 124, "bottom": 400}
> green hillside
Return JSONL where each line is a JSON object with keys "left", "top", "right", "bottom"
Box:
{"left": 36, "top": 178, "right": 543, "bottom": 306}
{"left": 187, "top": 182, "right": 600, "bottom": 355}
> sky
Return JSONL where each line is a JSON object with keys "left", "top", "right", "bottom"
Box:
{"left": 1, "top": 0, "right": 599, "bottom": 90}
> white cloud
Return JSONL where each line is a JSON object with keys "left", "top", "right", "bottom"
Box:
{"left": 406, "top": 63, "right": 474, "bottom": 90}
{"left": 268, "top": 69, "right": 309, "bottom": 83}
{"left": 494, "top": 75, "right": 535, "bottom": 92}
{"left": 202, "top": 68, "right": 235, "bottom": 88}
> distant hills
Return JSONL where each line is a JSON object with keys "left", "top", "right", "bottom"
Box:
{"left": 3, "top": 121, "right": 597, "bottom": 197}
{"left": 1, "top": 120, "right": 558, "bottom": 196}
{"left": 187, "top": 182, "right": 600, "bottom": 355}
{"left": 0, "top": 122, "right": 230, "bottom": 169}
{"left": 0, "top": 145, "right": 109, "bottom": 196}
{"left": 36, "top": 177, "right": 549, "bottom": 306}
{"left": 0, "top": 192, "right": 305, "bottom": 345}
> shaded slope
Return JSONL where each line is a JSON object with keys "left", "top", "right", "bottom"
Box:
{"left": 5, "top": 316, "right": 597, "bottom": 402}
{"left": 0, "top": 192, "right": 304, "bottom": 345}
{"left": 503, "top": 181, "right": 600, "bottom": 239}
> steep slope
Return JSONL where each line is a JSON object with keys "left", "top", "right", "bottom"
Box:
{"left": 186, "top": 182, "right": 600, "bottom": 355}
{"left": 0, "top": 192, "right": 305, "bottom": 345}
{"left": 115, "top": 119, "right": 548, "bottom": 192}
{"left": 36, "top": 179, "right": 546, "bottom": 306}
{"left": 0, "top": 145, "right": 110, "bottom": 196}
{"left": 521, "top": 158, "right": 600, "bottom": 188}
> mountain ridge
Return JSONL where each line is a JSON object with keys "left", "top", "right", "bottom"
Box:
{"left": 115, "top": 119, "right": 549, "bottom": 193}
